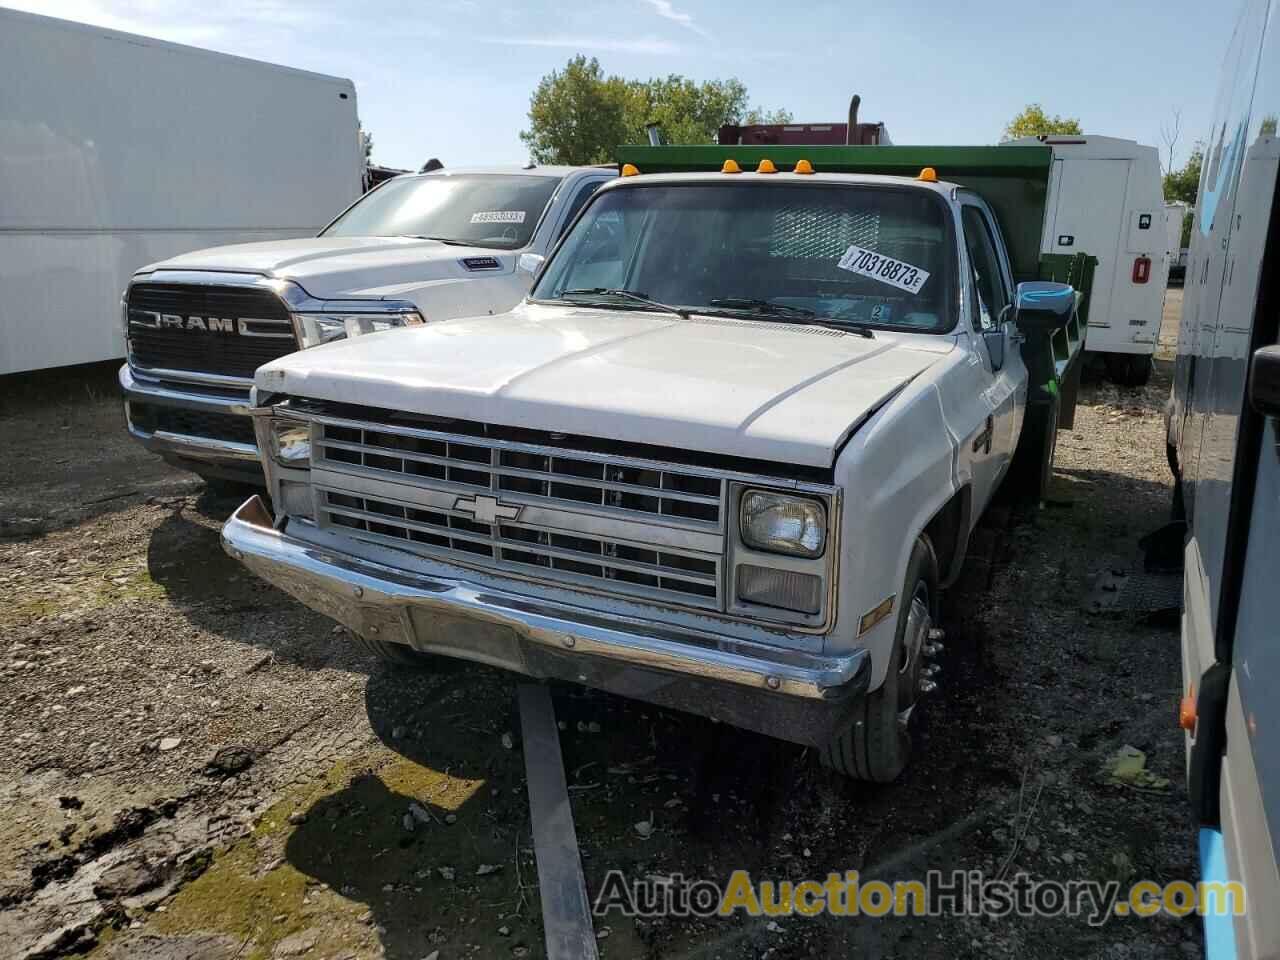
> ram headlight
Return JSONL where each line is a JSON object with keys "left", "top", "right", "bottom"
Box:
{"left": 739, "top": 490, "right": 826, "bottom": 558}
{"left": 292, "top": 305, "right": 424, "bottom": 348}
{"left": 269, "top": 419, "right": 312, "bottom": 467}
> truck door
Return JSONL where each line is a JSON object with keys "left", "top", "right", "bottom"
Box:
{"left": 959, "top": 201, "right": 1024, "bottom": 511}
{"left": 1047, "top": 157, "right": 1130, "bottom": 351}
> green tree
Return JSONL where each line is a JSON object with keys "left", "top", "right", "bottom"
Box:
{"left": 519, "top": 56, "right": 631, "bottom": 165}
{"left": 1163, "top": 144, "right": 1202, "bottom": 204}
{"left": 520, "top": 56, "right": 791, "bottom": 164}
{"left": 1164, "top": 144, "right": 1203, "bottom": 247}
{"left": 1002, "top": 103, "right": 1083, "bottom": 140}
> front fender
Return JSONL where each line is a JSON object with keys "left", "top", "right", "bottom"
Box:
{"left": 831, "top": 373, "right": 960, "bottom": 691}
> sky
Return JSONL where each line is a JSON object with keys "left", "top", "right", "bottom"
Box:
{"left": 11, "top": 0, "right": 1234, "bottom": 173}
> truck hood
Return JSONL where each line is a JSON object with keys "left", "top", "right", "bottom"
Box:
{"left": 143, "top": 237, "right": 517, "bottom": 299}
{"left": 256, "top": 304, "right": 951, "bottom": 468}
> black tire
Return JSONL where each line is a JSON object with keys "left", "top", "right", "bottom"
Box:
{"left": 822, "top": 535, "right": 940, "bottom": 782}
{"left": 1105, "top": 353, "right": 1153, "bottom": 387}
{"left": 351, "top": 631, "right": 440, "bottom": 669}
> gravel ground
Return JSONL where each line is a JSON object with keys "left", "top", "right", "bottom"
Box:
{"left": 0, "top": 306, "right": 1198, "bottom": 960}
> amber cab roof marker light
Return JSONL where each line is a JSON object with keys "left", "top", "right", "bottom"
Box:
{"left": 756, "top": 158, "right": 777, "bottom": 174}
{"left": 721, "top": 159, "right": 741, "bottom": 174}
{"left": 793, "top": 159, "right": 814, "bottom": 175}
{"left": 620, "top": 163, "right": 640, "bottom": 177}
{"left": 917, "top": 166, "right": 938, "bottom": 182}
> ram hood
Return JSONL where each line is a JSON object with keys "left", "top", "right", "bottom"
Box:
{"left": 142, "top": 237, "right": 516, "bottom": 299}
{"left": 257, "top": 305, "right": 951, "bottom": 468}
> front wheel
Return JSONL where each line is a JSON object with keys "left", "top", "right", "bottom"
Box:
{"left": 821, "top": 536, "right": 940, "bottom": 782}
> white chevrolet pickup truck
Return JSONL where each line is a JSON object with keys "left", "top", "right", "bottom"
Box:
{"left": 221, "top": 147, "right": 1084, "bottom": 781}
{"left": 119, "top": 165, "right": 613, "bottom": 488}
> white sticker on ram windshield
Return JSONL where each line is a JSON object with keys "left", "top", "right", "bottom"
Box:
{"left": 837, "top": 245, "right": 931, "bottom": 295}
{"left": 470, "top": 210, "right": 527, "bottom": 224}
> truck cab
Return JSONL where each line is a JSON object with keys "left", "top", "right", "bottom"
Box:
{"left": 221, "top": 148, "right": 1084, "bottom": 782}
{"left": 119, "top": 165, "right": 614, "bottom": 487}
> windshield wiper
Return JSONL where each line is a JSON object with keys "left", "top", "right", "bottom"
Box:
{"left": 409, "top": 235, "right": 476, "bottom": 246}
{"left": 699, "top": 298, "right": 874, "bottom": 338}
{"left": 557, "top": 288, "right": 689, "bottom": 319}
{"left": 706, "top": 297, "right": 816, "bottom": 318}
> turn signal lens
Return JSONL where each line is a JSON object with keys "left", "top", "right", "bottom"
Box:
{"left": 737, "top": 565, "right": 822, "bottom": 615}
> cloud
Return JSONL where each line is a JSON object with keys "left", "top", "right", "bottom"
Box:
{"left": 479, "top": 34, "right": 682, "bottom": 55}
{"left": 642, "top": 0, "right": 711, "bottom": 39}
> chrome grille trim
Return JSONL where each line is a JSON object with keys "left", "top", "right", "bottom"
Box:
{"left": 275, "top": 408, "right": 839, "bottom": 626}
{"left": 312, "top": 417, "right": 726, "bottom": 529}
{"left": 315, "top": 486, "right": 721, "bottom": 609}
{"left": 303, "top": 414, "right": 734, "bottom": 609}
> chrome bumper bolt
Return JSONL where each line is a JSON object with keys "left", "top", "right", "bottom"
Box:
{"left": 562, "top": 634, "right": 576, "bottom": 648}
{"left": 766, "top": 676, "right": 781, "bottom": 690}
{"left": 353, "top": 586, "right": 364, "bottom": 598}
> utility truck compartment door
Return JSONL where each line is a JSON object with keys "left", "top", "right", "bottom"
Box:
{"left": 1048, "top": 158, "right": 1129, "bottom": 341}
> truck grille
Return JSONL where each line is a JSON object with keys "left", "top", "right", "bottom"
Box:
{"left": 306, "top": 414, "right": 728, "bottom": 609}
{"left": 126, "top": 282, "right": 297, "bottom": 379}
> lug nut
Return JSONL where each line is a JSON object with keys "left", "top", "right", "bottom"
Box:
{"left": 368, "top": 624, "right": 379, "bottom": 635}
{"left": 924, "top": 642, "right": 944, "bottom": 657}
{"left": 918, "top": 678, "right": 938, "bottom": 694}
{"left": 922, "top": 663, "right": 941, "bottom": 677}
{"left": 927, "top": 627, "right": 945, "bottom": 641}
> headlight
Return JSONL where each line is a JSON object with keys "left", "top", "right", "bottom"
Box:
{"left": 292, "top": 307, "right": 425, "bottom": 348}
{"left": 269, "top": 419, "right": 311, "bottom": 467}
{"left": 739, "top": 490, "right": 826, "bottom": 558}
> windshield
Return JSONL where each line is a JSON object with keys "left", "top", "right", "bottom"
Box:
{"left": 323, "top": 174, "right": 561, "bottom": 248}
{"left": 532, "top": 182, "right": 955, "bottom": 332}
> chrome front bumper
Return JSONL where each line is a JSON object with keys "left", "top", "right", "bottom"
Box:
{"left": 221, "top": 496, "right": 870, "bottom": 746}
{"left": 119, "top": 364, "right": 264, "bottom": 481}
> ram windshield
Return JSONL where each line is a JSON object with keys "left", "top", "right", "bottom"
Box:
{"left": 533, "top": 182, "right": 956, "bottom": 332}
{"left": 324, "top": 174, "right": 560, "bottom": 249}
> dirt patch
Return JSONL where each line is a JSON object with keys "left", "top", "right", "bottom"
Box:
{"left": 0, "top": 337, "right": 1200, "bottom": 958}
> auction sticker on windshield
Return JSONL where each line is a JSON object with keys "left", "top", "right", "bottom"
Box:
{"left": 837, "top": 245, "right": 931, "bottom": 295}
{"left": 471, "top": 211, "right": 527, "bottom": 224}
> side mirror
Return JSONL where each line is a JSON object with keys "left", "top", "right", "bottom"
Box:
{"left": 1013, "top": 281, "right": 1075, "bottom": 332}
{"left": 517, "top": 252, "right": 545, "bottom": 277}
{"left": 1251, "top": 345, "right": 1280, "bottom": 417}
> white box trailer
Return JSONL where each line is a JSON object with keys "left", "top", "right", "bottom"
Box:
{"left": 0, "top": 7, "right": 363, "bottom": 375}
{"left": 1005, "top": 135, "right": 1167, "bottom": 385}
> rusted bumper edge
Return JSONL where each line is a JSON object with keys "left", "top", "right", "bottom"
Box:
{"left": 221, "top": 496, "right": 870, "bottom": 747}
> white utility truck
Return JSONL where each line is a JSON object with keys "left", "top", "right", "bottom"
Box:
{"left": 0, "top": 7, "right": 363, "bottom": 375}
{"left": 119, "top": 165, "right": 614, "bottom": 488}
{"left": 1005, "top": 135, "right": 1167, "bottom": 385}
{"left": 220, "top": 144, "right": 1088, "bottom": 782}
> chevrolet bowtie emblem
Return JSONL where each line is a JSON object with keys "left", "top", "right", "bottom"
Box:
{"left": 453, "top": 494, "right": 521, "bottom": 524}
